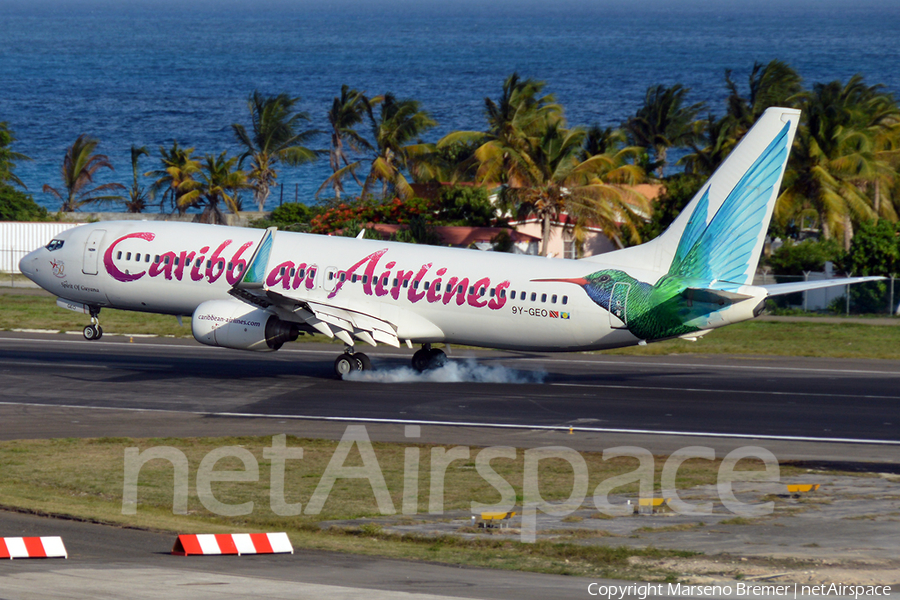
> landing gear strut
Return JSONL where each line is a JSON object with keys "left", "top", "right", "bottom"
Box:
{"left": 411, "top": 343, "right": 447, "bottom": 372}
{"left": 83, "top": 307, "right": 102, "bottom": 341}
{"left": 333, "top": 345, "right": 373, "bottom": 379}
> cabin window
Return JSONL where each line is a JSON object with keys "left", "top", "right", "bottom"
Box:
{"left": 351, "top": 274, "right": 358, "bottom": 283}
{"left": 469, "top": 286, "right": 474, "bottom": 295}
{"left": 206, "top": 260, "right": 211, "bottom": 269}
{"left": 174, "top": 257, "right": 180, "bottom": 266}
{"left": 423, "top": 281, "right": 429, "bottom": 290}
{"left": 195, "top": 259, "right": 201, "bottom": 268}
{"left": 279, "top": 266, "right": 286, "bottom": 276}
{"left": 164, "top": 256, "right": 171, "bottom": 265}
{"left": 339, "top": 272, "right": 346, "bottom": 282}
{"left": 382, "top": 277, "right": 388, "bottom": 286}
{"left": 480, "top": 287, "right": 486, "bottom": 297}
{"left": 562, "top": 296, "right": 568, "bottom": 305}
{"left": 413, "top": 280, "right": 419, "bottom": 289}
{"left": 551, "top": 294, "right": 557, "bottom": 304}
{"left": 328, "top": 272, "right": 335, "bottom": 281}
{"left": 541, "top": 293, "right": 547, "bottom": 303}
{"left": 489, "top": 288, "right": 495, "bottom": 297}
{"left": 436, "top": 282, "right": 441, "bottom": 292}
{"left": 46, "top": 240, "right": 64, "bottom": 251}
{"left": 126, "top": 252, "right": 132, "bottom": 261}
{"left": 530, "top": 292, "right": 536, "bottom": 302}
{"left": 135, "top": 253, "right": 141, "bottom": 261}
{"left": 117, "top": 251, "right": 122, "bottom": 260}
{"left": 154, "top": 255, "right": 160, "bottom": 264}
{"left": 362, "top": 275, "right": 368, "bottom": 284}
{"left": 500, "top": 289, "right": 506, "bottom": 298}
{"left": 403, "top": 280, "right": 409, "bottom": 288}
{"left": 228, "top": 262, "right": 233, "bottom": 271}
{"left": 145, "top": 255, "right": 150, "bottom": 263}
{"left": 309, "top": 268, "right": 316, "bottom": 278}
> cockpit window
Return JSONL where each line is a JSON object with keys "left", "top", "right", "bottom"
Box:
{"left": 46, "top": 239, "right": 65, "bottom": 251}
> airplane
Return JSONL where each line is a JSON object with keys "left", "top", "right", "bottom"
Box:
{"left": 19, "top": 107, "right": 882, "bottom": 379}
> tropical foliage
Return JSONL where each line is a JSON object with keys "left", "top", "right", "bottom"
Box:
{"left": 192, "top": 152, "right": 249, "bottom": 224}
{"left": 233, "top": 91, "right": 319, "bottom": 210}
{"left": 42, "top": 134, "right": 125, "bottom": 211}
{"left": 123, "top": 145, "right": 151, "bottom": 213}
{"left": 0, "top": 122, "right": 31, "bottom": 189}
{"left": 146, "top": 141, "right": 202, "bottom": 214}
{"left": 319, "top": 85, "right": 371, "bottom": 199}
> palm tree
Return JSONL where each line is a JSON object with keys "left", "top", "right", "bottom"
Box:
{"left": 360, "top": 94, "right": 437, "bottom": 200}
{"left": 437, "top": 73, "right": 563, "bottom": 171}
{"left": 0, "top": 122, "right": 31, "bottom": 189}
{"left": 317, "top": 85, "right": 371, "bottom": 199}
{"left": 190, "top": 152, "right": 249, "bottom": 225}
{"left": 123, "top": 145, "right": 151, "bottom": 213}
{"left": 232, "top": 91, "right": 319, "bottom": 210}
{"left": 42, "top": 134, "right": 125, "bottom": 211}
{"left": 776, "top": 75, "right": 896, "bottom": 248}
{"left": 490, "top": 121, "right": 649, "bottom": 255}
{"left": 145, "top": 141, "right": 202, "bottom": 214}
{"left": 725, "top": 60, "right": 803, "bottom": 134}
{"left": 679, "top": 113, "right": 737, "bottom": 176}
{"left": 623, "top": 84, "right": 705, "bottom": 177}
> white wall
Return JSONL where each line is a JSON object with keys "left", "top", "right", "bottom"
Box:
{"left": 0, "top": 222, "right": 81, "bottom": 273}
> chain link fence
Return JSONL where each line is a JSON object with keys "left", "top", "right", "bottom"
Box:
{"left": 757, "top": 272, "right": 900, "bottom": 316}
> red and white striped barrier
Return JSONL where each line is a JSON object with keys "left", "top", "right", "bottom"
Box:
{"left": 172, "top": 533, "right": 293, "bottom": 556}
{"left": 0, "top": 536, "right": 68, "bottom": 559}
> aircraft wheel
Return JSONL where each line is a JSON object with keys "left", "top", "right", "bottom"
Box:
{"left": 95, "top": 326, "right": 103, "bottom": 340}
{"left": 411, "top": 349, "right": 430, "bottom": 372}
{"left": 355, "top": 353, "right": 373, "bottom": 371}
{"left": 83, "top": 325, "right": 98, "bottom": 340}
{"left": 427, "top": 348, "right": 447, "bottom": 368}
{"left": 334, "top": 353, "right": 363, "bottom": 379}
{"left": 412, "top": 348, "right": 447, "bottom": 372}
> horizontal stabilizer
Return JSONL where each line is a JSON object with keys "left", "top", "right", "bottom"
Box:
{"left": 682, "top": 287, "right": 752, "bottom": 306}
{"left": 762, "top": 276, "right": 885, "bottom": 297}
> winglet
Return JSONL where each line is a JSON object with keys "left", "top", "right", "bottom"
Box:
{"left": 237, "top": 227, "right": 277, "bottom": 289}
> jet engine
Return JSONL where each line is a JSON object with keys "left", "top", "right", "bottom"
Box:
{"left": 192, "top": 299, "right": 299, "bottom": 351}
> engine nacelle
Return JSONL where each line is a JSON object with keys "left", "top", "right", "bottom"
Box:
{"left": 192, "top": 299, "right": 299, "bottom": 351}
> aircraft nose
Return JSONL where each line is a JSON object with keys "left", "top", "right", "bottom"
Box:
{"left": 18, "top": 250, "right": 40, "bottom": 282}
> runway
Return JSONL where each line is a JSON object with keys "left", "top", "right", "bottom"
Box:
{"left": 1, "top": 332, "right": 898, "bottom": 448}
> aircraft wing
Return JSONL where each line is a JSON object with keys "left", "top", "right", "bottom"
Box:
{"left": 228, "top": 227, "right": 401, "bottom": 348}
{"left": 761, "top": 276, "right": 885, "bottom": 297}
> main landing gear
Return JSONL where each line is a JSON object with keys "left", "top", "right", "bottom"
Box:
{"left": 411, "top": 343, "right": 447, "bottom": 372}
{"left": 333, "top": 346, "right": 373, "bottom": 379}
{"left": 83, "top": 307, "right": 103, "bottom": 341}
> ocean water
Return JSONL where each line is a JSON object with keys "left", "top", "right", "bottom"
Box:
{"left": 1, "top": 0, "right": 899, "bottom": 212}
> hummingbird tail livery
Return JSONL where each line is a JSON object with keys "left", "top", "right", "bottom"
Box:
{"left": 19, "top": 108, "right": 882, "bottom": 377}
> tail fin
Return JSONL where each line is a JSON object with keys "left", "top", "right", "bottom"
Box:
{"left": 586, "top": 107, "right": 800, "bottom": 285}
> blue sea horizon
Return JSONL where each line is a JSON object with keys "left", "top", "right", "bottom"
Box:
{"left": 2, "top": 1, "right": 899, "bottom": 213}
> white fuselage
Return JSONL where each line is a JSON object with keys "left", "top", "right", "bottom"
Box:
{"left": 19, "top": 220, "right": 762, "bottom": 352}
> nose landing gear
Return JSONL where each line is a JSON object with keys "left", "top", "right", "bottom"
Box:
{"left": 83, "top": 307, "right": 103, "bottom": 340}
{"left": 333, "top": 345, "right": 373, "bottom": 379}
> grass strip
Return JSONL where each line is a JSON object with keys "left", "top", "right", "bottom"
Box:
{"left": 2, "top": 435, "right": 795, "bottom": 580}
